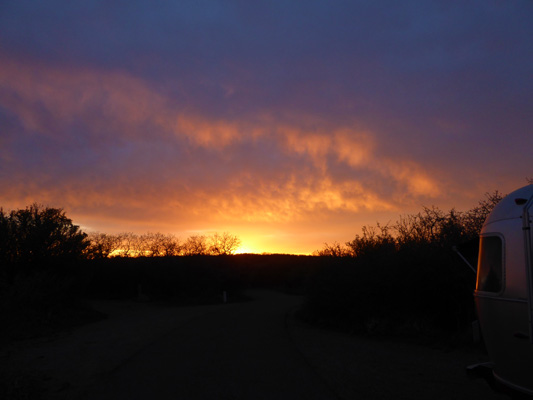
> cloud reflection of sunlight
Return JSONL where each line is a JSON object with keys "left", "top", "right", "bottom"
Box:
{"left": 1, "top": 40, "right": 529, "bottom": 254}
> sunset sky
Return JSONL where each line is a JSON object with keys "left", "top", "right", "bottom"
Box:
{"left": 1, "top": 1, "right": 532, "bottom": 254}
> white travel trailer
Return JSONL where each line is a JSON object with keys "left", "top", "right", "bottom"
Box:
{"left": 472, "top": 184, "right": 533, "bottom": 396}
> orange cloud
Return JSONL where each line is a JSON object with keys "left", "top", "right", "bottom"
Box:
{"left": 279, "top": 123, "right": 439, "bottom": 200}
{"left": 380, "top": 160, "right": 441, "bottom": 198}
{"left": 173, "top": 115, "right": 241, "bottom": 148}
{"left": 333, "top": 129, "right": 374, "bottom": 167}
{"left": 0, "top": 58, "right": 446, "bottom": 255}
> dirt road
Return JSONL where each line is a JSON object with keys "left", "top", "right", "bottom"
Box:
{"left": 2, "top": 291, "right": 506, "bottom": 399}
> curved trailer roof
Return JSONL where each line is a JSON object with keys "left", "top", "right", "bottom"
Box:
{"left": 483, "top": 185, "right": 533, "bottom": 227}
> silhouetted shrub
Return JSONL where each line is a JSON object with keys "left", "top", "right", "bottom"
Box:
{"left": 301, "top": 192, "right": 503, "bottom": 341}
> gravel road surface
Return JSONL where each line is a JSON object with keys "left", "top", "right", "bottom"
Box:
{"left": 2, "top": 290, "right": 507, "bottom": 399}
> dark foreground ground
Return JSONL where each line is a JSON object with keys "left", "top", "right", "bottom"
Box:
{"left": 1, "top": 290, "right": 507, "bottom": 399}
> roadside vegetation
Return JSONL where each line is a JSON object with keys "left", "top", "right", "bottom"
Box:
{"left": 302, "top": 191, "right": 503, "bottom": 343}
{"left": 0, "top": 205, "right": 246, "bottom": 342}
{"left": 0, "top": 192, "right": 503, "bottom": 346}
{"left": 0, "top": 204, "right": 313, "bottom": 343}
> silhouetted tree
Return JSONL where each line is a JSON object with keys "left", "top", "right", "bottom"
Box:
{"left": 143, "top": 232, "right": 163, "bottom": 257}
{"left": 116, "top": 232, "right": 135, "bottom": 257}
{"left": 184, "top": 235, "right": 208, "bottom": 255}
{"left": 313, "top": 241, "right": 349, "bottom": 257}
{"left": 0, "top": 204, "right": 88, "bottom": 275}
{"left": 346, "top": 224, "right": 395, "bottom": 258}
{"left": 86, "top": 232, "right": 122, "bottom": 259}
{"left": 209, "top": 232, "right": 241, "bottom": 255}
{"left": 462, "top": 190, "right": 505, "bottom": 237}
{"left": 141, "top": 232, "right": 180, "bottom": 257}
{"left": 160, "top": 233, "right": 182, "bottom": 256}
{"left": 130, "top": 232, "right": 147, "bottom": 257}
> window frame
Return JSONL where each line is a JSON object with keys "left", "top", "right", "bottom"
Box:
{"left": 476, "top": 233, "right": 505, "bottom": 295}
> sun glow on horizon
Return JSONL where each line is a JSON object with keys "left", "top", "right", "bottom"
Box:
{"left": 234, "top": 238, "right": 272, "bottom": 255}
{"left": 234, "top": 246, "right": 259, "bottom": 255}
{"left": 235, "top": 235, "right": 315, "bottom": 255}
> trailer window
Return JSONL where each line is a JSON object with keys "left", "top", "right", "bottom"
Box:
{"left": 477, "top": 236, "right": 503, "bottom": 293}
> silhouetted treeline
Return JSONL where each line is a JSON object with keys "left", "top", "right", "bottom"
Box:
{"left": 1, "top": 192, "right": 504, "bottom": 344}
{"left": 300, "top": 191, "right": 503, "bottom": 341}
{"left": 85, "top": 231, "right": 241, "bottom": 258}
{"left": 0, "top": 204, "right": 245, "bottom": 341}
